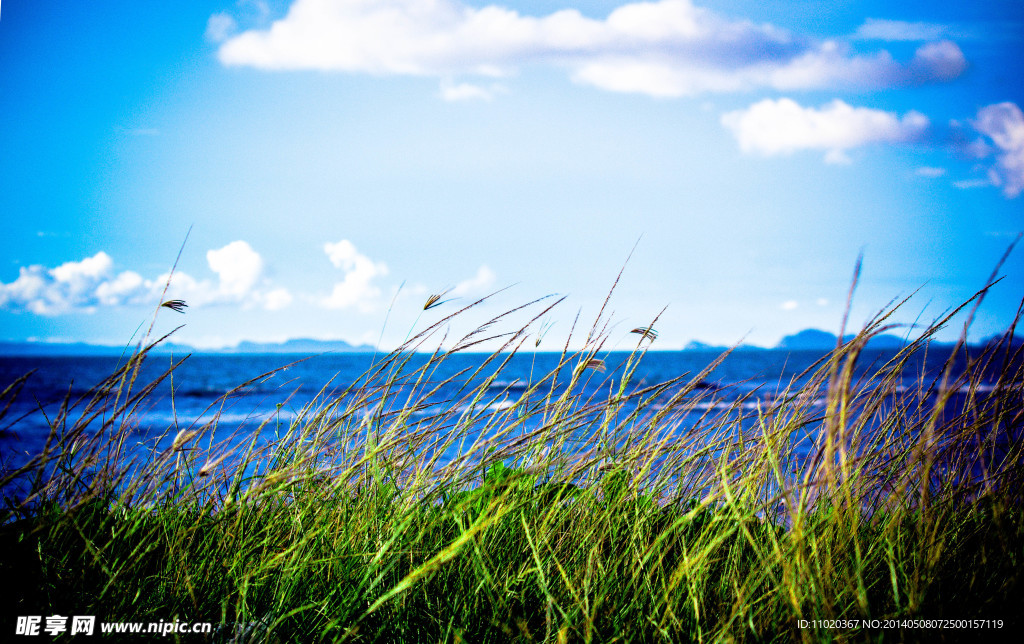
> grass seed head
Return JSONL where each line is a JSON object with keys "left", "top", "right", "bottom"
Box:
{"left": 160, "top": 299, "right": 188, "bottom": 313}
{"left": 630, "top": 326, "right": 658, "bottom": 341}
{"left": 170, "top": 429, "right": 198, "bottom": 451}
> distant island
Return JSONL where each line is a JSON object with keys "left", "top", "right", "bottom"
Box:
{"left": 774, "top": 328, "right": 908, "bottom": 351}
{"left": 681, "top": 328, "right": 909, "bottom": 352}
{"left": 0, "top": 337, "right": 375, "bottom": 357}
{"left": 680, "top": 328, "right": 1017, "bottom": 352}
{"left": 1, "top": 329, "right": 1015, "bottom": 357}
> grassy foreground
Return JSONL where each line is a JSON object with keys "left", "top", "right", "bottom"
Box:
{"left": 1, "top": 290, "right": 1022, "bottom": 643}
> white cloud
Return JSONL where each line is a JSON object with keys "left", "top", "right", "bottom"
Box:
{"left": 909, "top": 40, "right": 967, "bottom": 83}
{"left": 51, "top": 252, "right": 114, "bottom": 289}
{"left": 324, "top": 239, "right": 357, "bottom": 269}
{"left": 167, "top": 240, "right": 288, "bottom": 309}
{"left": 780, "top": 300, "right": 799, "bottom": 311}
{"left": 452, "top": 265, "right": 496, "bottom": 297}
{"left": 0, "top": 242, "right": 291, "bottom": 315}
{"left": 853, "top": 18, "right": 951, "bottom": 42}
{"left": 95, "top": 270, "right": 146, "bottom": 306}
{"left": 214, "top": 0, "right": 966, "bottom": 98}
{"left": 916, "top": 166, "right": 947, "bottom": 178}
{"left": 577, "top": 39, "right": 965, "bottom": 97}
{"left": 721, "top": 98, "right": 929, "bottom": 162}
{"left": 320, "top": 240, "right": 389, "bottom": 311}
{"left": 155, "top": 270, "right": 209, "bottom": 304}
{"left": 260, "top": 287, "right": 294, "bottom": 311}
{"left": 816, "top": 298, "right": 829, "bottom": 307}
{"left": 718, "top": 98, "right": 1022, "bottom": 198}
{"left": 0, "top": 252, "right": 152, "bottom": 315}
{"left": 971, "top": 102, "right": 1024, "bottom": 198}
{"left": 207, "top": 240, "right": 264, "bottom": 298}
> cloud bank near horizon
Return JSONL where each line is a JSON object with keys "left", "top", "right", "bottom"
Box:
{"left": 0, "top": 241, "right": 499, "bottom": 320}
{"left": 0, "top": 241, "right": 292, "bottom": 315}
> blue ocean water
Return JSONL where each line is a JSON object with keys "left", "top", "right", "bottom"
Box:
{"left": 1, "top": 347, "right": 977, "bottom": 485}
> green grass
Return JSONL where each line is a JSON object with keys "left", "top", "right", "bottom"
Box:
{"left": 1, "top": 288, "right": 1022, "bottom": 642}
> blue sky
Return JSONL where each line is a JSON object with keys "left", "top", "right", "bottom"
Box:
{"left": 1, "top": 0, "right": 1022, "bottom": 350}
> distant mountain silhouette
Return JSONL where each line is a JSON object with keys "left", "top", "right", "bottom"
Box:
{"left": 682, "top": 340, "right": 763, "bottom": 352}
{"left": 229, "top": 338, "right": 374, "bottom": 354}
{"left": 682, "top": 328, "right": 914, "bottom": 352}
{"left": 774, "top": 329, "right": 838, "bottom": 351}
{"left": 682, "top": 340, "right": 718, "bottom": 351}
{"left": 981, "top": 332, "right": 1023, "bottom": 348}
{"left": 0, "top": 338, "right": 374, "bottom": 356}
{"left": 775, "top": 329, "right": 910, "bottom": 351}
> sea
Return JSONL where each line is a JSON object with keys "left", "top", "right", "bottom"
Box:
{"left": 0, "top": 346, "right": 1009, "bottom": 499}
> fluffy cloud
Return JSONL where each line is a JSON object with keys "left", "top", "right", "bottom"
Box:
{"left": 721, "top": 98, "right": 929, "bottom": 161}
{"left": 163, "top": 240, "right": 287, "bottom": 309}
{"left": 207, "top": 240, "right": 264, "bottom": 298}
{"left": 0, "top": 242, "right": 291, "bottom": 315}
{"left": 719, "top": 97, "right": 1023, "bottom": 199}
{"left": 762, "top": 40, "right": 964, "bottom": 93}
{"left": 575, "top": 39, "right": 964, "bottom": 97}
{"left": 320, "top": 240, "right": 389, "bottom": 311}
{"left": 214, "top": 0, "right": 965, "bottom": 97}
{"left": 259, "top": 287, "right": 294, "bottom": 311}
{"left": 0, "top": 252, "right": 150, "bottom": 315}
{"left": 452, "top": 265, "right": 496, "bottom": 297}
{"left": 971, "top": 102, "right": 1024, "bottom": 198}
